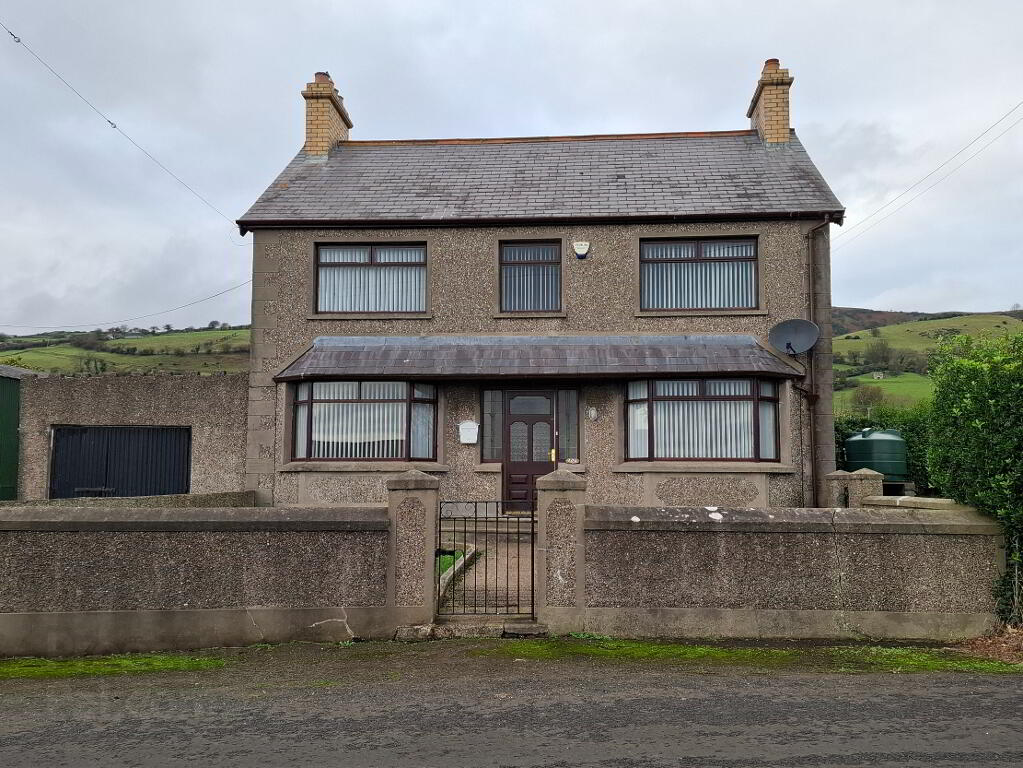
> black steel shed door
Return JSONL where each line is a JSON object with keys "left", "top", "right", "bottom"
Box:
{"left": 50, "top": 426, "right": 191, "bottom": 499}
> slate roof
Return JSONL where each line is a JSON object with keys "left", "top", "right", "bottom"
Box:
{"left": 238, "top": 131, "right": 843, "bottom": 231}
{"left": 274, "top": 335, "right": 800, "bottom": 381}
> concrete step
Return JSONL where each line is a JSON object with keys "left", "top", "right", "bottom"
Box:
{"left": 422, "top": 616, "right": 549, "bottom": 640}
{"left": 502, "top": 620, "right": 549, "bottom": 638}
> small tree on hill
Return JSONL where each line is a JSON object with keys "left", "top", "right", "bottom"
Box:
{"left": 864, "top": 338, "right": 892, "bottom": 367}
{"left": 849, "top": 384, "right": 885, "bottom": 413}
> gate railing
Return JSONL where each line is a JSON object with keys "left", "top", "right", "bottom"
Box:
{"left": 436, "top": 501, "right": 535, "bottom": 617}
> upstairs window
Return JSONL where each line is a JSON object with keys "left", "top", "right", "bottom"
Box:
{"left": 499, "top": 242, "right": 561, "bottom": 312}
{"left": 640, "top": 238, "right": 757, "bottom": 311}
{"left": 625, "top": 378, "right": 779, "bottom": 461}
{"left": 316, "top": 244, "right": 427, "bottom": 313}
{"left": 292, "top": 381, "right": 436, "bottom": 461}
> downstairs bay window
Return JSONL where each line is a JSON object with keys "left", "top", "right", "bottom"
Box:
{"left": 292, "top": 381, "right": 436, "bottom": 461}
{"left": 625, "top": 378, "right": 779, "bottom": 461}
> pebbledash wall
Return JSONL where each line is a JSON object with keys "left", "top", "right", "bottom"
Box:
{"left": 535, "top": 471, "right": 1004, "bottom": 641}
{"left": 0, "top": 470, "right": 1004, "bottom": 656}
{"left": 247, "top": 219, "right": 834, "bottom": 510}
{"left": 17, "top": 373, "right": 248, "bottom": 500}
{"left": 0, "top": 474, "right": 436, "bottom": 657}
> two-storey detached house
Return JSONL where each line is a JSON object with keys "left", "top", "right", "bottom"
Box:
{"left": 238, "top": 59, "right": 844, "bottom": 511}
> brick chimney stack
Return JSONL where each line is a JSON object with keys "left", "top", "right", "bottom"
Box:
{"left": 302, "top": 72, "right": 353, "bottom": 155}
{"left": 746, "top": 58, "right": 793, "bottom": 144}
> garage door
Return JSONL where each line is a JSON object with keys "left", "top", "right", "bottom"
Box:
{"left": 50, "top": 426, "right": 191, "bottom": 499}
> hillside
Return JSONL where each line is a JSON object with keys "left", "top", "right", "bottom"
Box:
{"left": 833, "top": 372, "right": 935, "bottom": 410}
{"left": 829, "top": 307, "right": 976, "bottom": 336}
{"left": 0, "top": 328, "right": 250, "bottom": 374}
{"left": 833, "top": 313, "right": 1023, "bottom": 412}
{"left": 833, "top": 313, "right": 1023, "bottom": 355}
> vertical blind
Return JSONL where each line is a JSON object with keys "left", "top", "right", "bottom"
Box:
{"left": 317, "top": 245, "right": 426, "bottom": 313}
{"left": 653, "top": 400, "right": 754, "bottom": 459}
{"left": 640, "top": 240, "right": 756, "bottom": 310}
{"left": 293, "top": 380, "right": 436, "bottom": 460}
{"left": 626, "top": 378, "right": 779, "bottom": 461}
{"left": 500, "top": 243, "right": 561, "bottom": 312}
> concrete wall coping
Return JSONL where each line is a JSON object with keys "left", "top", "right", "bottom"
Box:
{"left": 386, "top": 470, "right": 441, "bottom": 491}
{"left": 863, "top": 496, "right": 977, "bottom": 512}
{"left": 536, "top": 469, "right": 589, "bottom": 491}
{"left": 0, "top": 506, "right": 389, "bottom": 532}
{"left": 584, "top": 505, "right": 1003, "bottom": 536}
{"left": 0, "top": 491, "right": 256, "bottom": 509}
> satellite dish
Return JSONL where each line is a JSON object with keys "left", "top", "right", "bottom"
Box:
{"left": 768, "top": 319, "right": 820, "bottom": 355}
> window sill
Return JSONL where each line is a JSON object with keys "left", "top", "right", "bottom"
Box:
{"left": 306, "top": 313, "right": 433, "bottom": 321}
{"left": 279, "top": 461, "right": 450, "bottom": 473}
{"left": 492, "top": 312, "right": 567, "bottom": 319}
{"left": 474, "top": 462, "right": 587, "bottom": 473}
{"left": 634, "top": 309, "right": 768, "bottom": 318}
{"left": 612, "top": 462, "right": 795, "bottom": 474}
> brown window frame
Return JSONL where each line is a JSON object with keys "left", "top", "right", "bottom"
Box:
{"left": 498, "top": 240, "right": 563, "bottom": 314}
{"left": 638, "top": 237, "right": 759, "bottom": 311}
{"left": 624, "top": 377, "right": 780, "bottom": 462}
{"left": 292, "top": 380, "right": 438, "bottom": 462}
{"left": 314, "top": 243, "right": 428, "bottom": 315}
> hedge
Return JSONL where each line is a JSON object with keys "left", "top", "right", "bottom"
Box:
{"left": 834, "top": 401, "right": 934, "bottom": 494}
{"left": 929, "top": 333, "right": 1023, "bottom": 624}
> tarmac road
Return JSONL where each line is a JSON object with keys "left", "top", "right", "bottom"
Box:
{"left": 1, "top": 640, "right": 1022, "bottom": 767}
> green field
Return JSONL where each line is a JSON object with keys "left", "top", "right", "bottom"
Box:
{"left": 833, "top": 372, "right": 935, "bottom": 412}
{"left": 0, "top": 328, "right": 250, "bottom": 374}
{"left": 104, "top": 329, "right": 248, "bottom": 354}
{"left": 0, "top": 344, "right": 248, "bottom": 374}
{"left": 833, "top": 313, "right": 1022, "bottom": 355}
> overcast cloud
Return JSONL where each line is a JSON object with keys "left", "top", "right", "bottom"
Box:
{"left": 1, "top": 0, "right": 1021, "bottom": 333}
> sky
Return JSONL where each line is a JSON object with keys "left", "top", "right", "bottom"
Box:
{"left": 1, "top": 0, "right": 1021, "bottom": 334}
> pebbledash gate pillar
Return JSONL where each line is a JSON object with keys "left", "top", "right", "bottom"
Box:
{"left": 534, "top": 469, "right": 588, "bottom": 635}
{"left": 386, "top": 470, "right": 440, "bottom": 628}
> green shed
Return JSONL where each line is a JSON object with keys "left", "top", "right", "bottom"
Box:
{"left": 0, "top": 364, "right": 31, "bottom": 501}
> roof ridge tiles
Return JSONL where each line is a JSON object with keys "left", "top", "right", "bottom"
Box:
{"left": 342, "top": 130, "right": 758, "bottom": 147}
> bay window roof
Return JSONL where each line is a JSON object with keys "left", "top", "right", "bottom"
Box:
{"left": 274, "top": 334, "right": 800, "bottom": 381}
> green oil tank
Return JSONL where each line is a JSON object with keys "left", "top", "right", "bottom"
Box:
{"left": 843, "top": 428, "right": 908, "bottom": 482}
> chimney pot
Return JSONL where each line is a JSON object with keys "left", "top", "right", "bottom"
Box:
{"left": 763, "top": 58, "right": 780, "bottom": 71}
{"left": 314, "top": 71, "right": 332, "bottom": 84}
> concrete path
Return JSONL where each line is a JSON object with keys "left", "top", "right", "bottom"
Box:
{"left": 2, "top": 640, "right": 1022, "bottom": 767}
{"left": 438, "top": 522, "right": 533, "bottom": 615}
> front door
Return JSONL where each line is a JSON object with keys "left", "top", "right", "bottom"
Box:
{"left": 503, "top": 390, "right": 557, "bottom": 511}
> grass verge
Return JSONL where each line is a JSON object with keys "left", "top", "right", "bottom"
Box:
{"left": 476, "top": 637, "right": 1023, "bottom": 674}
{"left": 0, "top": 653, "right": 226, "bottom": 680}
{"left": 436, "top": 550, "right": 465, "bottom": 577}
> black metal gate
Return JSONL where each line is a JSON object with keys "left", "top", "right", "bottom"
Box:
{"left": 50, "top": 426, "right": 191, "bottom": 499}
{"left": 436, "top": 501, "right": 535, "bottom": 617}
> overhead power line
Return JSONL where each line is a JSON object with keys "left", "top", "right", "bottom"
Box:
{"left": 0, "top": 279, "right": 253, "bottom": 330}
{"left": 1, "top": 17, "right": 242, "bottom": 231}
{"left": 0, "top": 17, "right": 252, "bottom": 331}
{"left": 833, "top": 112, "right": 1023, "bottom": 253}
{"left": 834, "top": 97, "right": 1023, "bottom": 244}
